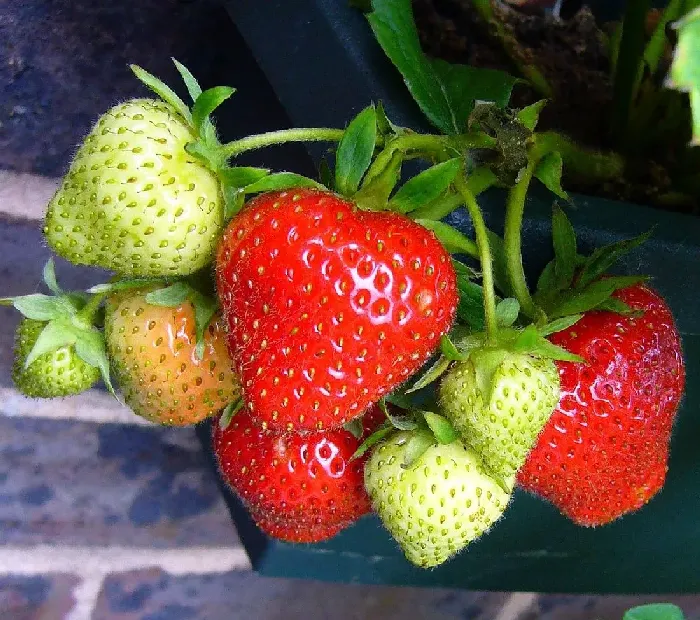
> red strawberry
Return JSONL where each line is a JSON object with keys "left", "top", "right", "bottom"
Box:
{"left": 216, "top": 189, "right": 458, "bottom": 432}
{"left": 518, "top": 284, "right": 685, "bottom": 526}
{"left": 213, "top": 404, "right": 384, "bottom": 539}
{"left": 251, "top": 513, "right": 346, "bottom": 544}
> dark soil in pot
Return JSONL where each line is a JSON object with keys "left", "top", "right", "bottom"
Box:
{"left": 412, "top": 0, "right": 699, "bottom": 215}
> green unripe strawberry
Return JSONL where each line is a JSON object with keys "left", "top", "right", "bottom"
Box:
{"left": 364, "top": 431, "right": 511, "bottom": 568}
{"left": 439, "top": 348, "right": 560, "bottom": 480}
{"left": 12, "top": 318, "right": 100, "bottom": 398}
{"left": 44, "top": 98, "right": 224, "bottom": 277}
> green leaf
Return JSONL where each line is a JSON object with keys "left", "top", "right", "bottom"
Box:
{"left": 335, "top": 105, "right": 377, "bottom": 195}
{"left": 319, "top": 158, "right": 333, "bottom": 189}
{"left": 406, "top": 355, "right": 451, "bottom": 393}
{"left": 356, "top": 150, "right": 403, "bottom": 209}
{"left": 401, "top": 429, "right": 435, "bottom": 468}
{"left": 244, "top": 172, "right": 325, "bottom": 194}
{"left": 623, "top": 603, "right": 685, "bottom": 620}
{"left": 343, "top": 417, "right": 364, "bottom": 440}
{"left": 191, "top": 86, "right": 235, "bottom": 134}
{"left": 219, "top": 166, "right": 270, "bottom": 189}
{"left": 517, "top": 100, "right": 547, "bottom": 130}
{"left": 42, "top": 259, "right": 62, "bottom": 296}
{"left": 668, "top": 7, "right": 700, "bottom": 144}
{"left": 172, "top": 58, "right": 202, "bottom": 101}
{"left": 495, "top": 298, "right": 520, "bottom": 327}
{"left": 11, "top": 295, "right": 75, "bottom": 322}
{"left": 451, "top": 258, "right": 479, "bottom": 281}
{"left": 351, "top": 423, "right": 394, "bottom": 460}
{"left": 422, "top": 411, "right": 459, "bottom": 444}
{"left": 550, "top": 276, "right": 647, "bottom": 318}
{"left": 375, "top": 100, "right": 406, "bottom": 136}
{"left": 390, "top": 158, "right": 461, "bottom": 213}
{"left": 219, "top": 398, "right": 244, "bottom": 430}
{"left": 129, "top": 64, "right": 192, "bottom": 124}
{"left": 74, "top": 329, "right": 115, "bottom": 395}
{"left": 456, "top": 276, "right": 485, "bottom": 330}
{"left": 576, "top": 230, "right": 653, "bottom": 289}
{"left": 538, "top": 315, "right": 582, "bottom": 337}
{"left": 24, "top": 321, "right": 77, "bottom": 369}
{"left": 414, "top": 220, "right": 478, "bottom": 258}
{"left": 536, "top": 260, "right": 557, "bottom": 296}
{"left": 535, "top": 152, "right": 569, "bottom": 200}
{"left": 552, "top": 205, "right": 577, "bottom": 289}
{"left": 367, "top": 0, "right": 517, "bottom": 134}
{"left": 440, "top": 334, "right": 466, "bottom": 361}
{"left": 145, "top": 282, "right": 192, "bottom": 307}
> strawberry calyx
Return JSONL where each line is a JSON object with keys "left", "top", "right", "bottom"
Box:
{"left": 2, "top": 259, "right": 115, "bottom": 394}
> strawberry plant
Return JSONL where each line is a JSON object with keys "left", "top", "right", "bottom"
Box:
{"left": 0, "top": 0, "right": 691, "bottom": 574}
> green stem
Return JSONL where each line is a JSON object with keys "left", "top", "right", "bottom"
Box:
{"left": 218, "top": 128, "right": 346, "bottom": 160}
{"left": 535, "top": 131, "right": 625, "bottom": 181}
{"left": 454, "top": 174, "right": 498, "bottom": 344}
{"left": 504, "top": 158, "right": 540, "bottom": 321}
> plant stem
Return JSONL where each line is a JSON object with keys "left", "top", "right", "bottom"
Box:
{"left": 218, "top": 128, "right": 346, "bottom": 160}
{"left": 611, "top": 0, "right": 651, "bottom": 147}
{"left": 535, "top": 132, "right": 625, "bottom": 181}
{"left": 504, "top": 159, "right": 539, "bottom": 320}
{"left": 454, "top": 174, "right": 498, "bottom": 344}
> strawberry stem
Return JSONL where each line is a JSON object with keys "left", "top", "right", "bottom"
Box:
{"left": 218, "top": 128, "right": 346, "bottom": 160}
{"left": 504, "top": 159, "right": 544, "bottom": 322}
{"left": 454, "top": 173, "right": 498, "bottom": 343}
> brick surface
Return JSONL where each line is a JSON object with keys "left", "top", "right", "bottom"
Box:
{"left": 0, "top": 574, "right": 78, "bottom": 620}
{"left": 0, "top": 416, "right": 239, "bottom": 548}
{"left": 91, "top": 568, "right": 509, "bottom": 620}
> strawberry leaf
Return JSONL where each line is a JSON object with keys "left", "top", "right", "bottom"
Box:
{"left": 367, "top": 0, "right": 516, "bottom": 134}
{"left": 351, "top": 422, "right": 394, "bottom": 460}
{"left": 517, "top": 100, "right": 547, "bottom": 131}
{"left": 623, "top": 603, "right": 685, "bottom": 620}
{"left": 145, "top": 282, "right": 191, "bottom": 307}
{"left": 576, "top": 230, "right": 653, "bottom": 289}
{"left": 495, "top": 298, "right": 520, "bottom": 327}
{"left": 219, "top": 398, "right": 244, "bottom": 430}
{"left": 244, "top": 172, "right": 325, "bottom": 194}
{"left": 335, "top": 105, "right": 377, "bottom": 196}
{"left": 172, "top": 58, "right": 202, "bottom": 101}
{"left": 422, "top": 411, "right": 459, "bottom": 444}
{"left": 10, "top": 294, "right": 76, "bottom": 322}
{"left": 192, "top": 86, "right": 235, "bottom": 134}
{"left": 129, "top": 64, "right": 192, "bottom": 124}
{"left": 343, "top": 417, "right": 365, "bottom": 440}
{"left": 401, "top": 429, "right": 435, "bottom": 468}
{"left": 23, "top": 320, "right": 77, "bottom": 369}
{"left": 538, "top": 315, "right": 582, "bottom": 336}
{"left": 405, "top": 355, "right": 451, "bottom": 393}
{"left": 552, "top": 204, "right": 577, "bottom": 289}
{"left": 42, "top": 259, "right": 62, "bottom": 296}
{"left": 535, "top": 152, "right": 569, "bottom": 200}
{"left": 390, "top": 158, "right": 461, "bottom": 214}
{"left": 414, "top": 219, "right": 478, "bottom": 259}
{"left": 73, "top": 329, "right": 115, "bottom": 395}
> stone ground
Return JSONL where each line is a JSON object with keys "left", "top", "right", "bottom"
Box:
{"left": 0, "top": 1, "right": 699, "bottom": 618}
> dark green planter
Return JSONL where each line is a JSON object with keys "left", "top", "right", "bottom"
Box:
{"left": 202, "top": 0, "right": 700, "bottom": 593}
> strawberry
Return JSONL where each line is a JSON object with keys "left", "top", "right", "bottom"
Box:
{"left": 364, "top": 430, "right": 511, "bottom": 568}
{"left": 216, "top": 189, "right": 458, "bottom": 432}
{"left": 518, "top": 284, "right": 685, "bottom": 526}
{"left": 251, "top": 512, "right": 346, "bottom": 544}
{"left": 44, "top": 98, "right": 224, "bottom": 278}
{"left": 12, "top": 318, "right": 100, "bottom": 398}
{"left": 439, "top": 343, "right": 560, "bottom": 480}
{"left": 105, "top": 288, "right": 239, "bottom": 425}
{"left": 212, "top": 405, "right": 384, "bottom": 539}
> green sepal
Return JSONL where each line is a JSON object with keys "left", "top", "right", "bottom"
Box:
{"left": 552, "top": 204, "right": 577, "bottom": 289}
{"left": 350, "top": 422, "right": 394, "bottom": 461}
{"left": 389, "top": 158, "right": 461, "bottom": 214}
{"left": 421, "top": 411, "right": 459, "bottom": 444}
{"left": 595, "top": 296, "right": 641, "bottom": 315}
{"left": 7, "top": 294, "right": 77, "bottom": 322}
{"left": 414, "top": 219, "right": 478, "bottom": 258}
{"left": 219, "top": 397, "right": 244, "bottom": 430}
{"left": 456, "top": 276, "right": 486, "bottom": 331}
{"left": 401, "top": 428, "right": 436, "bottom": 468}
{"left": 375, "top": 100, "right": 407, "bottom": 137}
{"left": 42, "top": 258, "right": 62, "bottom": 296}
{"left": 495, "top": 298, "right": 520, "bottom": 327}
{"left": 335, "top": 104, "right": 378, "bottom": 195}
{"left": 244, "top": 172, "right": 325, "bottom": 194}
{"left": 192, "top": 86, "right": 235, "bottom": 134}
{"left": 538, "top": 315, "right": 582, "bottom": 337}
{"left": 440, "top": 334, "right": 466, "bottom": 361}
{"left": 513, "top": 325, "right": 585, "bottom": 363}
{"left": 535, "top": 152, "right": 569, "bottom": 200}
{"left": 319, "top": 158, "right": 333, "bottom": 189}
{"left": 73, "top": 328, "right": 116, "bottom": 395}
{"left": 379, "top": 398, "right": 418, "bottom": 431}
{"left": 355, "top": 150, "right": 403, "bottom": 210}
{"left": 172, "top": 58, "right": 202, "bottom": 101}
{"left": 343, "top": 417, "right": 365, "bottom": 440}
{"left": 145, "top": 282, "right": 191, "bottom": 307}
{"left": 23, "top": 320, "right": 77, "bottom": 369}
{"left": 549, "top": 275, "right": 648, "bottom": 319}
{"left": 405, "top": 355, "right": 451, "bottom": 394}
{"left": 129, "top": 64, "right": 192, "bottom": 124}
{"left": 451, "top": 258, "right": 479, "bottom": 281}
{"left": 87, "top": 279, "right": 165, "bottom": 295}
{"left": 517, "top": 100, "right": 547, "bottom": 131}
{"left": 487, "top": 230, "right": 513, "bottom": 297}
{"left": 219, "top": 167, "right": 270, "bottom": 189}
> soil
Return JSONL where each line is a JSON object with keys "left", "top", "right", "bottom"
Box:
{"left": 412, "top": 0, "right": 699, "bottom": 215}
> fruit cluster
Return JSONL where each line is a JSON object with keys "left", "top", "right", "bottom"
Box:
{"left": 2, "top": 63, "right": 685, "bottom": 569}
